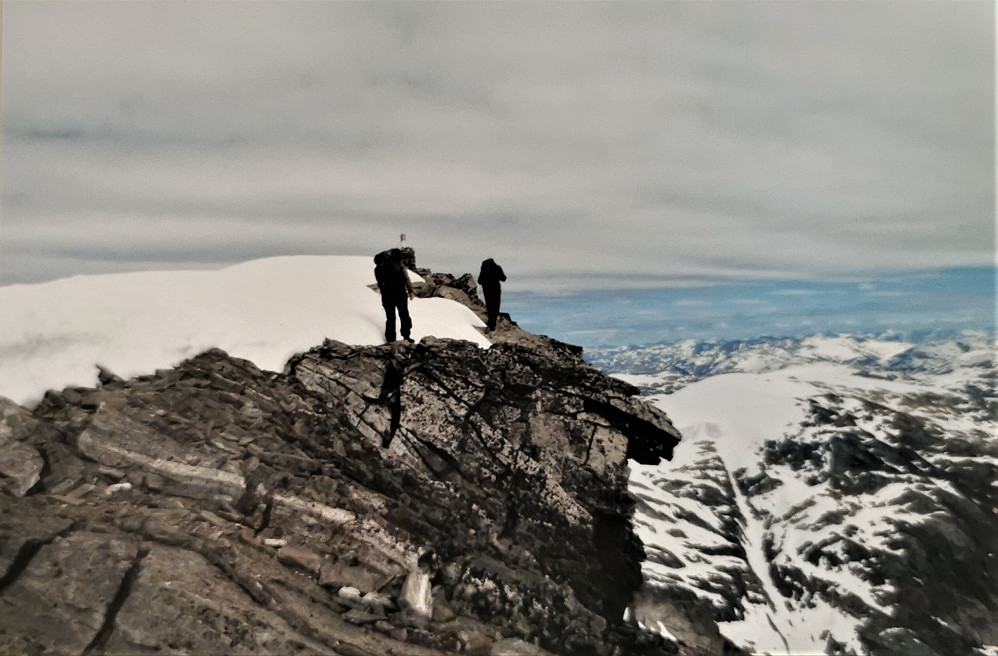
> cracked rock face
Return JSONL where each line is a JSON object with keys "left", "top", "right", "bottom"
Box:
{"left": 0, "top": 335, "right": 681, "bottom": 656}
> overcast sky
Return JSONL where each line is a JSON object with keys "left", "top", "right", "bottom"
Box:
{"left": 1, "top": 1, "right": 994, "bottom": 290}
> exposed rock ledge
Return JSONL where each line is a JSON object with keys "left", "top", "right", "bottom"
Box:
{"left": 0, "top": 283, "right": 690, "bottom": 655}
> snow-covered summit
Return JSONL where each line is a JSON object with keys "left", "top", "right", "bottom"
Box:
{"left": 798, "top": 335, "right": 915, "bottom": 363}
{"left": 0, "top": 256, "right": 490, "bottom": 406}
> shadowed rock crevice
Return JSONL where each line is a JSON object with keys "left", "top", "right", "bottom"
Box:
{"left": 0, "top": 522, "right": 76, "bottom": 595}
{"left": 82, "top": 545, "right": 149, "bottom": 656}
{"left": 379, "top": 355, "right": 406, "bottom": 448}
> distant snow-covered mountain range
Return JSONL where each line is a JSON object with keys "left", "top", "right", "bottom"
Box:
{"left": 595, "top": 334, "right": 997, "bottom": 655}
{"left": 505, "top": 266, "right": 995, "bottom": 351}
{"left": 590, "top": 333, "right": 995, "bottom": 394}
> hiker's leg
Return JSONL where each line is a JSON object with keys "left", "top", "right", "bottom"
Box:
{"left": 484, "top": 289, "right": 498, "bottom": 331}
{"left": 383, "top": 300, "right": 396, "bottom": 342}
{"left": 398, "top": 299, "right": 412, "bottom": 340}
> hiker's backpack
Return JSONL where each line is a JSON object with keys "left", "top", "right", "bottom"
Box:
{"left": 374, "top": 250, "right": 393, "bottom": 289}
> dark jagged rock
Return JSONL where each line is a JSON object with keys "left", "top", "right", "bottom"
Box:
{"left": 0, "top": 316, "right": 684, "bottom": 654}
{"left": 415, "top": 269, "right": 565, "bottom": 356}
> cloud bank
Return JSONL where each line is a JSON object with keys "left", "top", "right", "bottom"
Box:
{"left": 2, "top": 1, "right": 994, "bottom": 289}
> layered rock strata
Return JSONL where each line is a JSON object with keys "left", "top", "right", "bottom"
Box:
{"left": 0, "top": 331, "right": 682, "bottom": 655}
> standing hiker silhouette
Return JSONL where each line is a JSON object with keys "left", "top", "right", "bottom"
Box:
{"left": 374, "top": 248, "right": 415, "bottom": 343}
{"left": 478, "top": 258, "right": 506, "bottom": 332}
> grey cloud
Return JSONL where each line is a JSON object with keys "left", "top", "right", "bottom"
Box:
{"left": 1, "top": 0, "right": 993, "bottom": 288}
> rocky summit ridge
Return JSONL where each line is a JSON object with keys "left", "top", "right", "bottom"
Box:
{"left": 0, "top": 269, "right": 693, "bottom": 656}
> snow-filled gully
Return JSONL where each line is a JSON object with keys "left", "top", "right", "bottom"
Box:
{"left": 723, "top": 461, "right": 793, "bottom": 656}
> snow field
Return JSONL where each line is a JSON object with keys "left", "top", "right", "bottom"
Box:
{"left": 0, "top": 256, "right": 490, "bottom": 406}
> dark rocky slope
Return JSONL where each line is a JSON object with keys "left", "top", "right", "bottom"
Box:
{"left": 0, "top": 303, "right": 689, "bottom": 655}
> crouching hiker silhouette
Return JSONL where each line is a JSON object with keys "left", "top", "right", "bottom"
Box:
{"left": 478, "top": 258, "right": 506, "bottom": 332}
{"left": 374, "top": 248, "right": 415, "bottom": 343}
